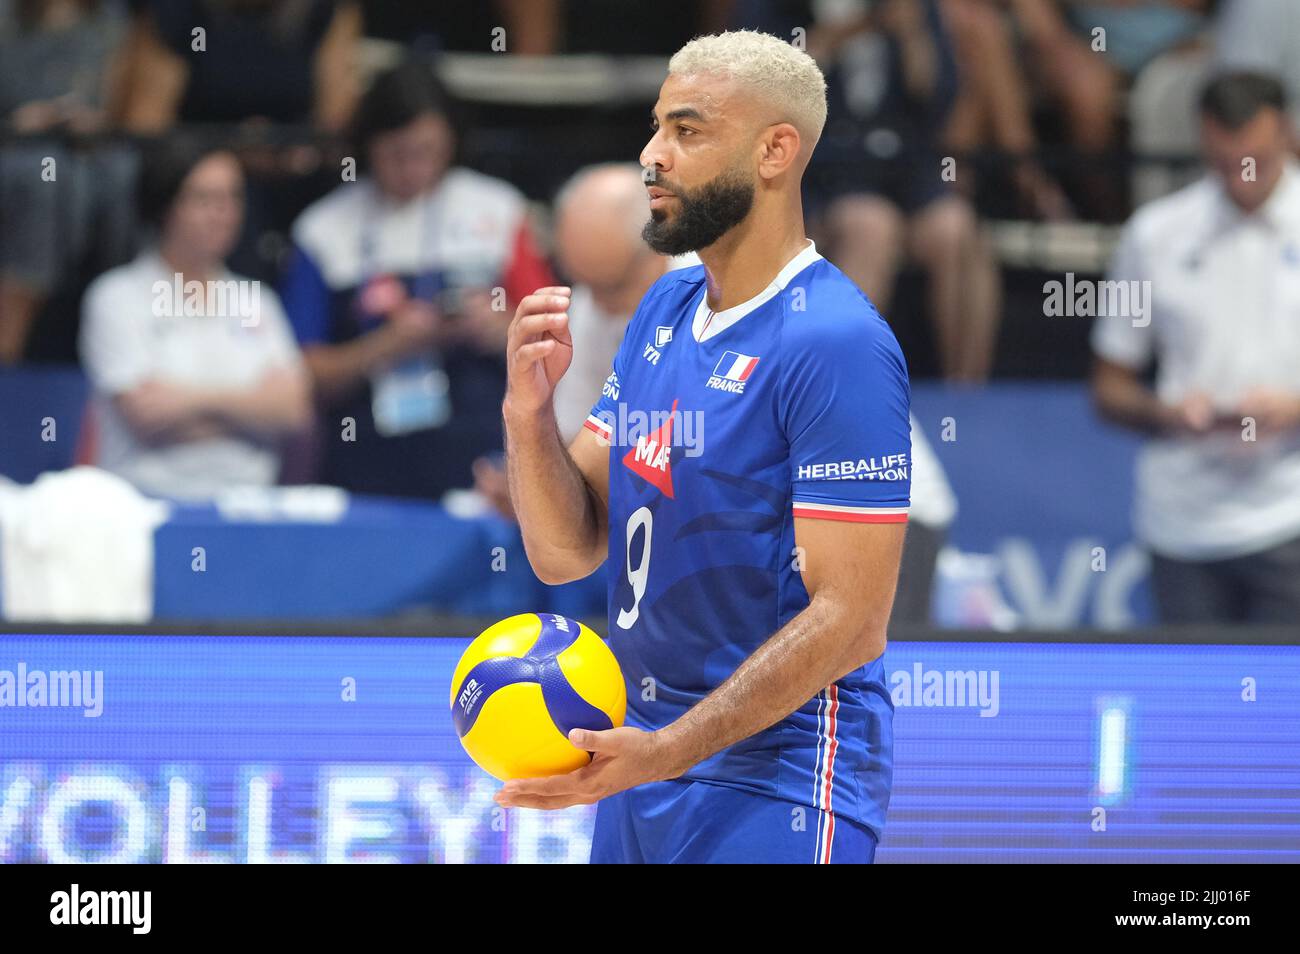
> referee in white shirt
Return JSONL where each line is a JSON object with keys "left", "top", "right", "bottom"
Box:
{"left": 1091, "top": 72, "right": 1300, "bottom": 623}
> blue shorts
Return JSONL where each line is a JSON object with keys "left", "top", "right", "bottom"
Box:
{"left": 589, "top": 778, "right": 878, "bottom": 864}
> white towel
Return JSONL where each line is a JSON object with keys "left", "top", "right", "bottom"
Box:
{"left": 0, "top": 467, "right": 170, "bottom": 622}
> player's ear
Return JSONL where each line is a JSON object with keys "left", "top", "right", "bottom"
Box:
{"left": 757, "top": 122, "right": 802, "bottom": 181}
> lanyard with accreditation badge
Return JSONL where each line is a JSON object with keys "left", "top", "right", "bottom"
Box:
{"left": 358, "top": 182, "right": 452, "bottom": 435}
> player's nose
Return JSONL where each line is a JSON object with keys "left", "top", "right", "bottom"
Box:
{"left": 639, "top": 138, "right": 670, "bottom": 178}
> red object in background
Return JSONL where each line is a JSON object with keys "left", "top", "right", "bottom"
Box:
{"left": 501, "top": 220, "right": 557, "bottom": 309}
{"left": 73, "top": 400, "right": 98, "bottom": 467}
{"left": 358, "top": 273, "right": 409, "bottom": 316}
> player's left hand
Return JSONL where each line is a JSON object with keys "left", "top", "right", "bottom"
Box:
{"left": 493, "top": 726, "right": 681, "bottom": 810}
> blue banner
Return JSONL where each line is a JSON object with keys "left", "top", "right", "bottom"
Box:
{"left": 913, "top": 383, "right": 1155, "bottom": 628}
{"left": 1, "top": 634, "right": 1295, "bottom": 863}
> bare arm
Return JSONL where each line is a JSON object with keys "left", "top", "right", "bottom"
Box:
{"left": 303, "top": 300, "right": 446, "bottom": 406}
{"left": 506, "top": 413, "right": 609, "bottom": 584}
{"left": 116, "top": 13, "right": 188, "bottom": 134}
{"left": 301, "top": 333, "right": 404, "bottom": 405}
{"left": 1091, "top": 356, "right": 1186, "bottom": 436}
{"left": 312, "top": 1, "right": 362, "bottom": 132}
{"left": 193, "top": 366, "right": 312, "bottom": 440}
{"left": 885, "top": 0, "right": 940, "bottom": 102}
{"left": 497, "top": 515, "right": 908, "bottom": 808}
{"left": 115, "top": 368, "right": 311, "bottom": 446}
{"left": 502, "top": 287, "right": 609, "bottom": 584}
{"left": 114, "top": 389, "right": 223, "bottom": 446}
{"left": 495, "top": 0, "right": 560, "bottom": 54}
{"left": 655, "top": 517, "right": 906, "bottom": 774}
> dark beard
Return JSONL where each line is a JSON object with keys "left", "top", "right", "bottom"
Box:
{"left": 642, "top": 166, "right": 755, "bottom": 255}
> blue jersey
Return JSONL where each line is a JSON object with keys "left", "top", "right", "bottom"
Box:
{"left": 584, "top": 241, "right": 910, "bottom": 842}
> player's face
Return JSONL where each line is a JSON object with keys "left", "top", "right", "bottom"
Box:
{"left": 640, "top": 73, "right": 758, "bottom": 255}
{"left": 1201, "top": 109, "right": 1290, "bottom": 213}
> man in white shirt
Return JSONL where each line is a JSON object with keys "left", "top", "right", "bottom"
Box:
{"left": 1091, "top": 72, "right": 1300, "bottom": 622}
{"left": 1215, "top": 0, "right": 1300, "bottom": 134}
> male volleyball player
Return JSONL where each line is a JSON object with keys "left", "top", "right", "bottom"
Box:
{"left": 498, "top": 30, "right": 911, "bottom": 864}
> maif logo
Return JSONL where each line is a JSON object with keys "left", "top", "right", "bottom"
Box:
{"left": 622, "top": 399, "right": 678, "bottom": 498}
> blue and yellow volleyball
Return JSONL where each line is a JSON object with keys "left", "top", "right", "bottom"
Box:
{"left": 450, "top": 612, "right": 626, "bottom": 781}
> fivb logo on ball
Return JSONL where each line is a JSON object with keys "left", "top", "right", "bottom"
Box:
{"left": 450, "top": 613, "right": 625, "bottom": 782}
{"left": 456, "top": 678, "right": 485, "bottom": 720}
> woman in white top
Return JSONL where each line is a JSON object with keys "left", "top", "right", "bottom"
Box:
{"left": 79, "top": 139, "right": 311, "bottom": 500}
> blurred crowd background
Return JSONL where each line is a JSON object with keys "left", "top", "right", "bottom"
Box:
{"left": 1, "top": 0, "right": 1298, "bottom": 629}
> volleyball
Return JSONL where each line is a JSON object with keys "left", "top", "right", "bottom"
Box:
{"left": 450, "top": 612, "right": 627, "bottom": 781}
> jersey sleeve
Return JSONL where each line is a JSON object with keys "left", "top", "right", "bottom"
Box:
{"left": 782, "top": 313, "right": 912, "bottom": 523}
{"left": 279, "top": 244, "right": 333, "bottom": 347}
{"left": 581, "top": 275, "right": 680, "bottom": 443}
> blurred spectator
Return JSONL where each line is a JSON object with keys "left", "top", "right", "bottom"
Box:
{"left": 389, "top": 0, "right": 732, "bottom": 56}
{"left": 117, "top": 0, "right": 361, "bottom": 133}
{"left": 281, "top": 61, "right": 554, "bottom": 500}
{"left": 549, "top": 163, "right": 685, "bottom": 441}
{"left": 892, "top": 415, "right": 957, "bottom": 623}
{"left": 560, "top": 0, "right": 733, "bottom": 54}
{"left": 941, "top": 0, "right": 1074, "bottom": 220}
{"left": 1062, "top": 1, "right": 1210, "bottom": 75}
{"left": 362, "top": 0, "right": 562, "bottom": 55}
{"left": 78, "top": 138, "right": 311, "bottom": 500}
{"left": 1214, "top": 0, "right": 1300, "bottom": 133}
{"left": 474, "top": 163, "right": 696, "bottom": 517}
{"left": 0, "top": 0, "right": 126, "bottom": 130}
{"left": 1091, "top": 72, "right": 1300, "bottom": 623}
{"left": 369, "top": 0, "right": 732, "bottom": 56}
{"left": 806, "top": 0, "right": 1002, "bottom": 382}
{"left": 1013, "top": 0, "right": 1210, "bottom": 148}
{"left": 1008, "top": 0, "right": 1214, "bottom": 218}
{"left": 0, "top": 0, "right": 133, "bottom": 364}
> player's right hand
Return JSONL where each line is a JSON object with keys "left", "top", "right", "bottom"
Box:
{"left": 505, "top": 287, "right": 573, "bottom": 415}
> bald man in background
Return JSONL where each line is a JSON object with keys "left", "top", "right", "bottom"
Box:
{"left": 550, "top": 163, "right": 697, "bottom": 441}
{"left": 472, "top": 164, "right": 691, "bottom": 511}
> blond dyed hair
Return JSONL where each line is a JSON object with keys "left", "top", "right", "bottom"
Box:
{"left": 667, "top": 30, "right": 828, "bottom": 148}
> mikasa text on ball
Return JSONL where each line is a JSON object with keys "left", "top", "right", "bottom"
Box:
{"left": 450, "top": 612, "right": 626, "bottom": 780}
